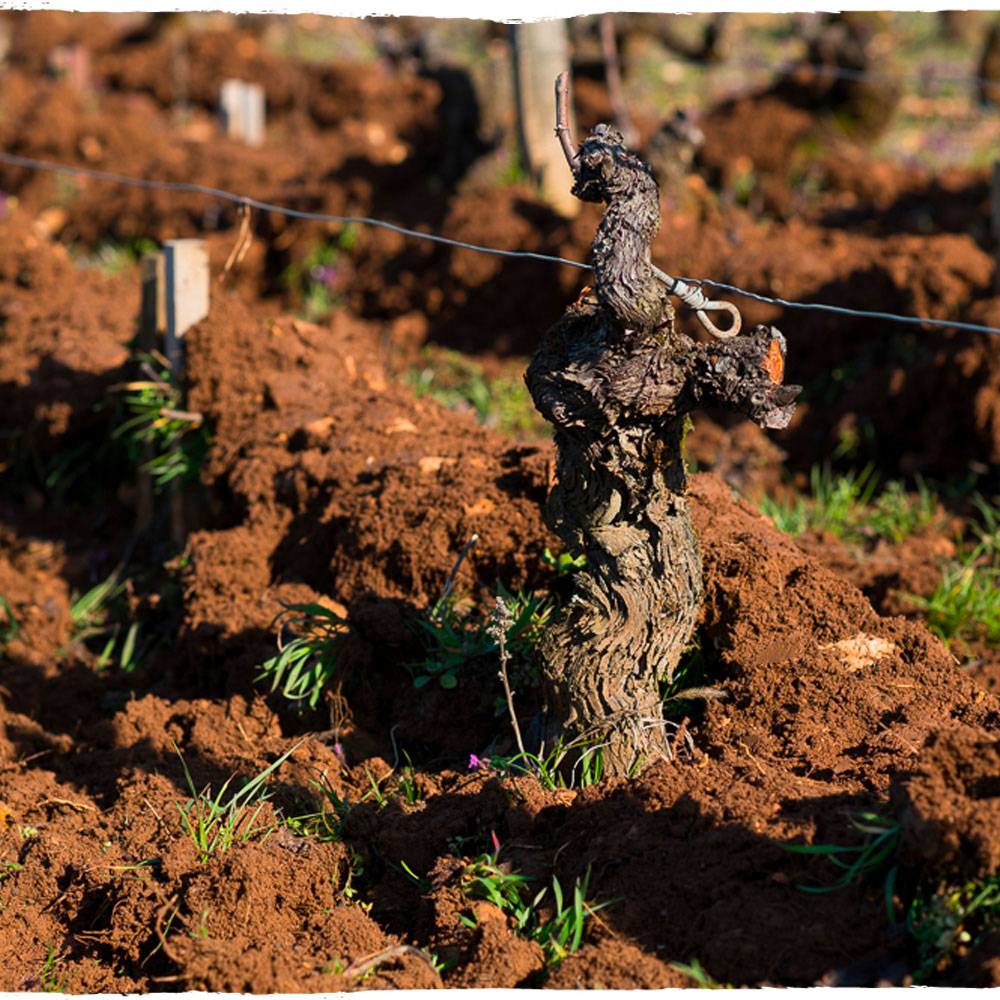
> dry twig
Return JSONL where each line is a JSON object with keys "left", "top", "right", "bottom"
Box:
{"left": 554, "top": 71, "right": 579, "bottom": 172}
{"left": 343, "top": 944, "right": 443, "bottom": 984}
{"left": 439, "top": 533, "right": 478, "bottom": 607}
{"left": 220, "top": 201, "right": 254, "bottom": 282}
{"left": 488, "top": 596, "right": 528, "bottom": 760}
{"left": 600, "top": 14, "right": 637, "bottom": 146}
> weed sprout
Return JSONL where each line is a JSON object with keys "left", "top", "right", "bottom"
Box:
{"left": 173, "top": 739, "right": 303, "bottom": 862}
{"left": 904, "top": 494, "right": 1000, "bottom": 648}
{"left": 908, "top": 873, "right": 1000, "bottom": 981}
{"left": 62, "top": 572, "right": 150, "bottom": 673}
{"left": 457, "top": 836, "right": 618, "bottom": 967}
{"left": 113, "top": 356, "right": 209, "bottom": 492}
{"left": 754, "top": 463, "right": 939, "bottom": 545}
{"left": 256, "top": 601, "right": 351, "bottom": 709}
{"left": 785, "top": 808, "right": 902, "bottom": 922}
{"left": 410, "top": 583, "right": 550, "bottom": 690}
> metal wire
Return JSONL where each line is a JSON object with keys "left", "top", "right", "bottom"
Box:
{"left": 0, "top": 151, "right": 591, "bottom": 271}
{"left": 676, "top": 277, "right": 1000, "bottom": 338}
{"left": 1, "top": 149, "right": 999, "bottom": 339}
{"left": 723, "top": 55, "right": 1000, "bottom": 92}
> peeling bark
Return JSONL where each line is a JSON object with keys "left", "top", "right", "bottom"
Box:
{"left": 526, "top": 121, "right": 801, "bottom": 775}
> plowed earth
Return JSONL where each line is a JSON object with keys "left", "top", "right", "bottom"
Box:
{"left": 1, "top": 11, "right": 1000, "bottom": 991}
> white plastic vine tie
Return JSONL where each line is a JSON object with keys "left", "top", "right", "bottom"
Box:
{"left": 653, "top": 266, "right": 742, "bottom": 339}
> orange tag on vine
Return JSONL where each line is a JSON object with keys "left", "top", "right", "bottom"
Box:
{"left": 764, "top": 338, "right": 784, "bottom": 384}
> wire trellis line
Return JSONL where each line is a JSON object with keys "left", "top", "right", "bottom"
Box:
{"left": 1, "top": 149, "right": 999, "bottom": 339}
{"left": 673, "top": 54, "right": 1000, "bottom": 94}
{"left": 673, "top": 276, "right": 1000, "bottom": 338}
{"left": 0, "top": 151, "right": 584, "bottom": 270}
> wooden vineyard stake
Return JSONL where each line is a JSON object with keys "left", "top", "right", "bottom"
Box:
{"left": 163, "top": 239, "right": 209, "bottom": 548}
{"left": 511, "top": 21, "right": 578, "bottom": 218}
{"left": 129, "top": 240, "right": 210, "bottom": 548}
{"left": 164, "top": 239, "right": 209, "bottom": 372}
{"left": 219, "top": 79, "right": 266, "bottom": 147}
{"left": 47, "top": 45, "right": 92, "bottom": 90}
{"left": 171, "top": 35, "right": 190, "bottom": 123}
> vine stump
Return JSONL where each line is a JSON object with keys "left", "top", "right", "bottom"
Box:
{"left": 525, "top": 119, "right": 801, "bottom": 775}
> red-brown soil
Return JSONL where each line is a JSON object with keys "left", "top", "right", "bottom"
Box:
{"left": 2, "top": 10, "right": 1000, "bottom": 991}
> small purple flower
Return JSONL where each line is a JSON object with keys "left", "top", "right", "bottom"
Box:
{"left": 332, "top": 742, "right": 344, "bottom": 757}
{"left": 310, "top": 264, "right": 341, "bottom": 289}
{"left": 468, "top": 753, "right": 488, "bottom": 771}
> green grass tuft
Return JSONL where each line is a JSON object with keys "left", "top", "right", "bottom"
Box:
{"left": 0, "top": 594, "right": 19, "bottom": 652}
{"left": 908, "top": 872, "right": 1000, "bottom": 982}
{"left": 174, "top": 740, "right": 303, "bottom": 863}
{"left": 406, "top": 346, "right": 548, "bottom": 439}
{"left": 541, "top": 547, "right": 586, "bottom": 576}
{"left": 487, "top": 732, "right": 613, "bottom": 790}
{"left": 37, "top": 944, "right": 68, "bottom": 993}
{"left": 63, "top": 572, "right": 150, "bottom": 674}
{"left": 754, "top": 464, "right": 938, "bottom": 545}
{"left": 255, "top": 601, "right": 350, "bottom": 709}
{"left": 908, "top": 557, "right": 1000, "bottom": 648}
{"left": 112, "top": 358, "right": 210, "bottom": 493}
{"left": 903, "top": 494, "right": 1000, "bottom": 649}
{"left": 457, "top": 838, "right": 617, "bottom": 967}
{"left": 70, "top": 236, "right": 159, "bottom": 276}
{"left": 410, "top": 583, "right": 551, "bottom": 690}
{"left": 785, "top": 800, "right": 1000, "bottom": 982}
{"left": 670, "top": 958, "right": 734, "bottom": 989}
{"left": 785, "top": 808, "right": 901, "bottom": 922}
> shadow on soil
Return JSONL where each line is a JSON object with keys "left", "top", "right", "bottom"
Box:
{"left": 816, "top": 177, "right": 992, "bottom": 242}
{"left": 347, "top": 775, "right": 897, "bottom": 987}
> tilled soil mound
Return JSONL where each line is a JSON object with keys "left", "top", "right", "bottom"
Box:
{"left": 2, "top": 10, "right": 1000, "bottom": 991}
{"left": 2, "top": 456, "right": 998, "bottom": 988}
{"left": 2, "top": 219, "right": 999, "bottom": 986}
{"left": 2, "top": 12, "right": 999, "bottom": 486}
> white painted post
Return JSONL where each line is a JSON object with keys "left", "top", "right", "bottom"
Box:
{"left": 162, "top": 239, "right": 209, "bottom": 547}
{"left": 0, "top": 19, "right": 11, "bottom": 67}
{"left": 511, "top": 20, "right": 579, "bottom": 218}
{"left": 48, "top": 45, "right": 91, "bottom": 90}
{"left": 243, "top": 84, "right": 265, "bottom": 148}
{"left": 219, "top": 79, "right": 266, "bottom": 147}
{"left": 163, "top": 238, "right": 210, "bottom": 371}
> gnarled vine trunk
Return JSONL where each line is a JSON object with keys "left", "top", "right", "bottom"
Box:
{"left": 526, "top": 122, "right": 801, "bottom": 775}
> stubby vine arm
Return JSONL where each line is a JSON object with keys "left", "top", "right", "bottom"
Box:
{"left": 555, "top": 71, "right": 743, "bottom": 341}
{"left": 585, "top": 324, "right": 801, "bottom": 431}
{"left": 555, "top": 73, "right": 671, "bottom": 335}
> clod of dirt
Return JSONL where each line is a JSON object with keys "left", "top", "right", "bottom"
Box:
{"left": 445, "top": 902, "right": 545, "bottom": 988}
{"left": 691, "top": 472, "right": 998, "bottom": 788}
{"left": 544, "top": 936, "right": 692, "bottom": 989}
{"left": 161, "top": 837, "right": 363, "bottom": 993}
{"left": 818, "top": 632, "right": 898, "bottom": 672}
{"left": 892, "top": 726, "right": 1000, "bottom": 878}
{"left": 795, "top": 528, "right": 953, "bottom": 619}
{"left": 953, "top": 930, "right": 1000, "bottom": 987}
